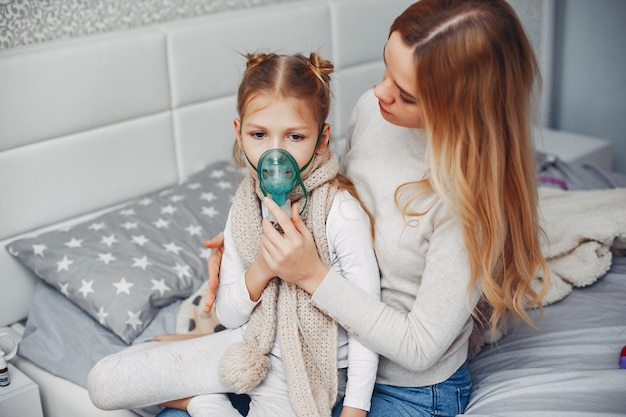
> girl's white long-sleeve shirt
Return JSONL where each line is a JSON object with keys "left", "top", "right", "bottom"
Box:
{"left": 215, "top": 189, "right": 380, "bottom": 411}
{"left": 312, "top": 89, "right": 482, "bottom": 387}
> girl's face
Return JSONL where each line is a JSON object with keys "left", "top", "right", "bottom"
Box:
{"left": 374, "top": 31, "right": 425, "bottom": 129}
{"left": 234, "top": 95, "right": 329, "bottom": 178}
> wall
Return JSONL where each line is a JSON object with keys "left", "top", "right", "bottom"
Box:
{"left": 0, "top": 0, "right": 298, "bottom": 49}
{"left": 550, "top": 0, "right": 626, "bottom": 174}
{"left": 508, "top": 0, "right": 554, "bottom": 127}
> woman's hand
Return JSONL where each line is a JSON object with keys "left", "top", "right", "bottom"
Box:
{"left": 260, "top": 197, "right": 329, "bottom": 294}
{"left": 203, "top": 232, "right": 224, "bottom": 313}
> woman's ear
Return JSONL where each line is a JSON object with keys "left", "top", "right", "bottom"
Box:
{"left": 316, "top": 123, "right": 331, "bottom": 155}
{"left": 233, "top": 118, "right": 243, "bottom": 150}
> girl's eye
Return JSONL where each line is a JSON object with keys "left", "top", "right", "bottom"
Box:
{"left": 289, "top": 134, "right": 304, "bottom": 141}
{"left": 252, "top": 132, "right": 266, "bottom": 139}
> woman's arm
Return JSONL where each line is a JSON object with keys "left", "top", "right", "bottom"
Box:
{"left": 262, "top": 197, "right": 480, "bottom": 371}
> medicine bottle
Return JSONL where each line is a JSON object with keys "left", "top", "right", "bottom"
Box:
{"left": 0, "top": 349, "right": 10, "bottom": 386}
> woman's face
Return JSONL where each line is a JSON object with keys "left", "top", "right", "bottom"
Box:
{"left": 234, "top": 94, "right": 329, "bottom": 178}
{"left": 374, "top": 31, "right": 425, "bottom": 129}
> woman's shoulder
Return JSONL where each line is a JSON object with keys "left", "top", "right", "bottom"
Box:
{"left": 354, "top": 88, "right": 378, "bottom": 114}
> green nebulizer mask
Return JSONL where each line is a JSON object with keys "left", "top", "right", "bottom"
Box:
{"left": 244, "top": 148, "right": 311, "bottom": 233}
{"left": 257, "top": 149, "right": 306, "bottom": 206}
{"left": 243, "top": 128, "right": 323, "bottom": 230}
{"left": 255, "top": 149, "right": 309, "bottom": 229}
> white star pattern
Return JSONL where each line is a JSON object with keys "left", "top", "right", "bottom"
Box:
{"left": 64, "top": 238, "right": 83, "bottom": 248}
{"left": 173, "top": 263, "right": 192, "bottom": 279}
{"left": 57, "top": 255, "right": 73, "bottom": 272}
{"left": 125, "top": 311, "right": 143, "bottom": 330}
{"left": 217, "top": 181, "right": 232, "bottom": 189}
{"left": 202, "top": 206, "right": 219, "bottom": 217}
{"left": 121, "top": 221, "right": 138, "bottom": 230}
{"left": 113, "top": 277, "right": 134, "bottom": 295}
{"left": 153, "top": 218, "right": 170, "bottom": 229}
{"left": 186, "top": 224, "right": 202, "bottom": 236}
{"left": 98, "top": 253, "right": 116, "bottom": 264}
{"left": 79, "top": 279, "right": 95, "bottom": 298}
{"left": 96, "top": 306, "right": 109, "bottom": 325}
{"left": 132, "top": 256, "right": 152, "bottom": 270}
{"left": 131, "top": 235, "right": 149, "bottom": 246}
{"left": 151, "top": 279, "right": 171, "bottom": 296}
{"left": 33, "top": 244, "right": 47, "bottom": 257}
{"left": 161, "top": 205, "right": 178, "bottom": 215}
{"left": 210, "top": 169, "right": 225, "bottom": 178}
{"left": 101, "top": 234, "right": 119, "bottom": 247}
{"left": 200, "top": 192, "right": 217, "bottom": 202}
{"left": 88, "top": 222, "right": 106, "bottom": 231}
{"left": 163, "top": 242, "right": 183, "bottom": 254}
{"left": 199, "top": 247, "right": 212, "bottom": 258}
{"left": 58, "top": 282, "right": 71, "bottom": 297}
{"left": 8, "top": 161, "right": 236, "bottom": 343}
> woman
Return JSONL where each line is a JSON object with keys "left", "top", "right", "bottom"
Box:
{"left": 205, "top": 0, "right": 550, "bottom": 415}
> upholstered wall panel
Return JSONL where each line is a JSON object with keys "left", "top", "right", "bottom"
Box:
{"left": 173, "top": 97, "right": 238, "bottom": 179}
{"left": 163, "top": 1, "right": 330, "bottom": 109}
{"left": 332, "top": 63, "right": 386, "bottom": 150}
{"left": 0, "top": 113, "right": 177, "bottom": 239}
{"left": 328, "top": 0, "right": 412, "bottom": 69}
{"left": 0, "top": 30, "right": 170, "bottom": 152}
{"left": 0, "top": 245, "right": 38, "bottom": 328}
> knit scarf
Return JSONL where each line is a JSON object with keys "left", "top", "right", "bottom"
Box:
{"left": 219, "top": 151, "right": 339, "bottom": 417}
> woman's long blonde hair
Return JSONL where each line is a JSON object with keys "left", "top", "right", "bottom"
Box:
{"left": 392, "top": 0, "right": 549, "bottom": 332}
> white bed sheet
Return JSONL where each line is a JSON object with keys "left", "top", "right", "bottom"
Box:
{"left": 464, "top": 256, "right": 626, "bottom": 416}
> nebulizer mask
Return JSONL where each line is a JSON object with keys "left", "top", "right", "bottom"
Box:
{"left": 244, "top": 128, "right": 323, "bottom": 230}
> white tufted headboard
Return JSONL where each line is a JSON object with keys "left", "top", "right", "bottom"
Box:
{"left": 0, "top": 0, "right": 421, "bottom": 328}
{"left": 0, "top": 0, "right": 552, "bottom": 328}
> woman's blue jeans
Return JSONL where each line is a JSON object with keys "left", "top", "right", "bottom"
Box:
{"left": 366, "top": 361, "right": 471, "bottom": 417}
{"left": 332, "top": 361, "right": 471, "bottom": 417}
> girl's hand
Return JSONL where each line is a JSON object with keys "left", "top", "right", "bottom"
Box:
{"left": 245, "top": 252, "right": 275, "bottom": 302}
{"left": 203, "top": 232, "right": 224, "bottom": 313}
{"left": 160, "top": 397, "right": 192, "bottom": 411}
{"left": 260, "top": 197, "right": 329, "bottom": 294}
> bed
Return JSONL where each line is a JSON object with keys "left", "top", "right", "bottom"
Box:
{"left": 1, "top": 0, "right": 625, "bottom": 416}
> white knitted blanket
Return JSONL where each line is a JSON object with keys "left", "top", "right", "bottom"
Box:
{"left": 469, "top": 187, "right": 626, "bottom": 357}
{"left": 535, "top": 187, "right": 626, "bottom": 305}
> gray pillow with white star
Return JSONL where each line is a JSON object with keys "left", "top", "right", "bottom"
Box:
{"left": 7, "top": 160, "right": 237, "bottom": 343}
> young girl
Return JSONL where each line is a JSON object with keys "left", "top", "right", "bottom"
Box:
{"left": 206, "top": 1, "right": 551, "bottom": 416}
{"left": 87, "top": 52, "right": 380, "bottom": 417}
